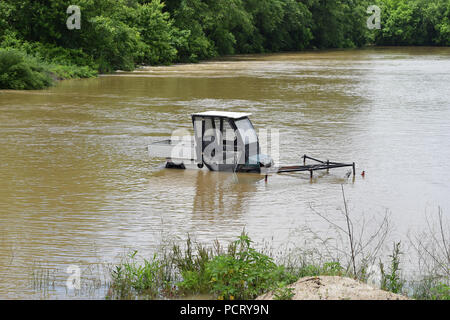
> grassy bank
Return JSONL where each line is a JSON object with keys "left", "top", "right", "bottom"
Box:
{"left": 106, "top": 232, "right": 449, "bottom": 300}
{"left": 106, "top": 233, "right": 347, "bottom": 300}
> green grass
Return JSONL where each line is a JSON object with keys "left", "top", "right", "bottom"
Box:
{"left": 180, "top": 234, "right": 297, "bottom": 300}
{"left": 107, "top": 233, "right": 350, "bottom": 300}
{"left": 47, "top": 63, "right": 97, "bottom": 81}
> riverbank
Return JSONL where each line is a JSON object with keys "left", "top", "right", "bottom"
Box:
{"left": 2, "top": 46, "right": 449, "bottom": 299}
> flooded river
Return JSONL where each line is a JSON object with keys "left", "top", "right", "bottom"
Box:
{"left": 0, "top": 47, "right": 449, "bottom": 298}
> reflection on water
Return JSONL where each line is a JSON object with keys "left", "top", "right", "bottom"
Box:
{"left": 0, "top": 47, "right": 450, "bottom": 298}
{"left": 192, "top": 171, "right": 264, "bottom": 217}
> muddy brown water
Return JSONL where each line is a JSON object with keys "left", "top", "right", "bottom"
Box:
{"left": 1, "top": 47, "right": 449, "bottom": 298}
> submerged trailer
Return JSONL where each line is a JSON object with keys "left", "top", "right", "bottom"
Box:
{"left": 148, "top": 111, "right": 355, "bottom": 178}
{"left": 277, "top": 155, "right": 355, "bottom": 179}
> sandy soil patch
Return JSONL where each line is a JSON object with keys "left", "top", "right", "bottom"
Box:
{"left": 257, "top": 276, "right": 410, "bottom": 300}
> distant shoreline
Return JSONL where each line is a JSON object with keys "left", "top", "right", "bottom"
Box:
{"left": 2, "top": 45, "right": 449, "bottom": 91}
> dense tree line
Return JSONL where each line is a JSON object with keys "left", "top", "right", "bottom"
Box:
{"left": 373, "top": 0, "right": 450, "bottom": 46}
{"left": 0, "top": 0, "right": 449, "bottom": 89}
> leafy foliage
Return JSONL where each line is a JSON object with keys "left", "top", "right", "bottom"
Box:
{"left": 134, "top": 1, "right": 182, "bottom": 65}
{"left": 380, "top": 242, "right": 404, "bottom": 294}
{"left": 174, "top": 234, "right": 298, "bottom": 300}
{"left": 1, "top": 0, "right": 449, "bottom": 89}
{"left": 374, "top": 0, "right": 450, "bottom": 46}
{"left": 273, "top": 283, "right": 295, "bottom": 300}
{"left": 108, "top": 234, "right": 354, "bottom": 300}
{"left": 204, "top": 235, "right": 296, "bottom": 300}
{"left": 0, "top": 49, "right": 53, "bottom": 90}
{"left": 412, "top": 279, "right": 450, "bottom": 300}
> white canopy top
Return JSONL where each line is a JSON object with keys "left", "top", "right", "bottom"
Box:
{"left": 192, "top": 111, "right": 252, "bottom": 119}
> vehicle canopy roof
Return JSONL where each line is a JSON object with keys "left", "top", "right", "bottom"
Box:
{"left": 192, "top": 111, "right": 252, "bottom": 120}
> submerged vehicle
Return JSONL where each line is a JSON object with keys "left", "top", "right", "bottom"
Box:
{"left": 149, "top": 111, "right": 272, "bottom": 173}
{"left": 148, "top": 111, "right": 355, "bottom": 178}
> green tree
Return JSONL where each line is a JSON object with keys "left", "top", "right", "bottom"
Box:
{"left": 421, "top": 0, "right": 450, "bottom": 45}
{"left": 134, "top": 1, "right": 183, "bottom": 65}
{"left": 375, "top": 0, "right": 426, "bottom": 45}
{"left": 205, "top": 0, "right": 254, "bottom": 55}
{"left": 169, "top": 0, "right": 217, "bottom": 61}
{"left": 306, "top": 0, "right": 370, "bottom": 48}
{"left": 83, "top": 16, "right": 144, "bottom": 72}
{"left": 273, "top": 0, "right": 313, "bottom": 51}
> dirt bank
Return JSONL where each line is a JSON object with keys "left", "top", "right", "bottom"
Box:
{"left": 257, "top": 276, "right": 410, "bottom": 300}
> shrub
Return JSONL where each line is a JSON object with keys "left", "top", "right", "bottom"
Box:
{"left": 0, "top": 49, "right": 53, "bottom": 90}
{"left": 273, "top": 283, "right": 295, "bottom": 300}
{"left": 0, "top": 35, "right": 97, "bottom": 81}
{"left": 47, "top": 64, "right": 97, "bottom": 80}
{"left": 84, "top": 16, "right": 144, "bottom": 72}
{"left": 411, "top": 278, "right": 450, "bottom": 300}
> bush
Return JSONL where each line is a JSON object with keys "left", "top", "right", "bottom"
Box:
{"left": 178, "top": 235, "right": 297, "bottom": 300}
{"left": 1, "top": 34, "right": 98, "bottom": 80}
{"left": 0, "top": 49, "right": 53, "bottom": 90}
{"left": 380, "top": 242, "right": 404, "bottom": 294}
{"left": 84, "top": 16, "right": 144, "bottom": 72}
